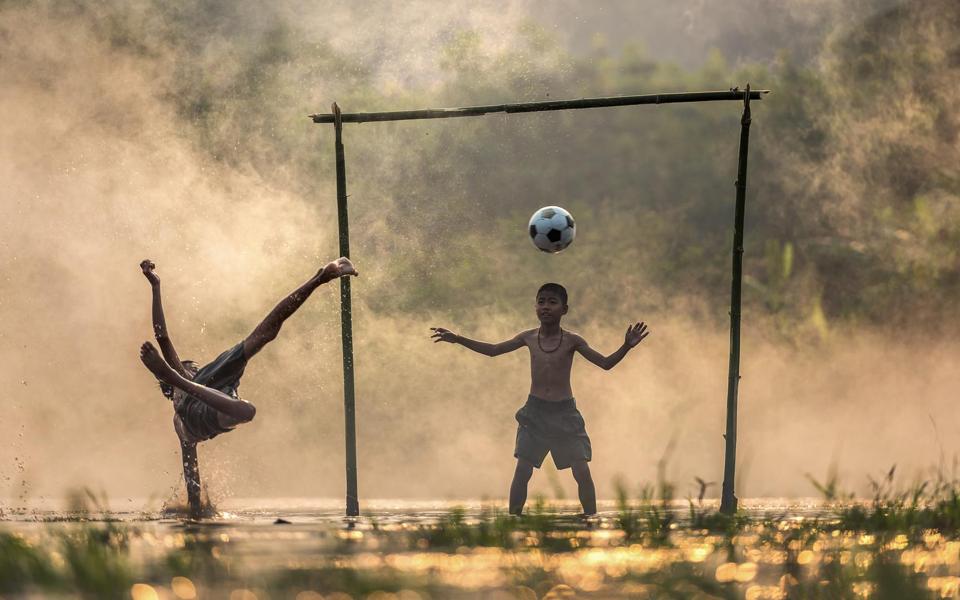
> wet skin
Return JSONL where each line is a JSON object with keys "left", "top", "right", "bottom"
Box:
{"left": 431, "top": 291, "right": 648, "bottom": 401}
{"left": 139, "top": 257, "right": 358, "bottom": 517}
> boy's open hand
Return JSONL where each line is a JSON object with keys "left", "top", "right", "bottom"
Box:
{"left": 140, "top": 259, "right": 160, "bottom": 286}
{"left": 625, "top": 322, "right": 649, "bottom": 347}
{"left": 430, "top": 327, "right": 458, "bottom": 343}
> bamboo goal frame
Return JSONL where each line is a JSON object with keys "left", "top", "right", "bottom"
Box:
{"left": 310, "top": 86, "right": 768, "bottom": 516}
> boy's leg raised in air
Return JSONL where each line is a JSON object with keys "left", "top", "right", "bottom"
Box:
{"left": 509, "top": 459, "right": 535, "bottom": 515}
{"left": 571, "top": 460, "right": 597, "bottom": 515}
{"left": 140, "top": 342, "right": 257, "bottom": 423}
{"left": 242, "top": 257, "right": 357, "bottom": 359}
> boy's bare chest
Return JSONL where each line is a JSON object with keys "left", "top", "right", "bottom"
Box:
{"left": 526, "top": 337, "right": 575, "bottom": 370}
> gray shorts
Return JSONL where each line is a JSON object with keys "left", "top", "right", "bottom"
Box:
{"left": 514, "top": 395, "right": 592, "bottom": 470}
{"left": 175, "top": 342, "right": 248, "bottom": 442}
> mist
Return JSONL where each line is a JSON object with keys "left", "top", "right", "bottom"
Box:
{"left": 1, "top": 0, "right": 958, "bottom": 509}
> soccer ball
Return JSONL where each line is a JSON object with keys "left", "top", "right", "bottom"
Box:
{"left": 528, "top": 206, "right": 576, "bottom": 253}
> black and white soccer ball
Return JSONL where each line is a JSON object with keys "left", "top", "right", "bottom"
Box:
{"left": 528, "top": 206, "right": 576, "bottom": 253}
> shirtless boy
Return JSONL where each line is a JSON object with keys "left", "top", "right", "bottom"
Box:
{"left": 138, "top": 257, "right": 357, "bottom": 516}
{"left": 431, "top": 283, "right": 649, "bottom": 515}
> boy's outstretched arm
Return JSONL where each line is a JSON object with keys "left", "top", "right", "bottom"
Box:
{"left": 141, "top": 260, "right": 189, "bottom": 378}
{"left": 430, "top": 327, "right": 526, "bottom": 357}
{"left": 574, "top": 322, "right": 649, "bottom": 370}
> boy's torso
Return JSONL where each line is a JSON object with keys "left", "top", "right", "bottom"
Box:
{"left": 171, "top": 343, "right": 248, "bottom": 443}
{"left": 172, "top": 387, "right": 237, "bottom": 444}
{"left": 519, "top": 328, "right": 578, "bottom": 401}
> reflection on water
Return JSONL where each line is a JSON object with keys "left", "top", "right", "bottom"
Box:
{"left": 1, "top": 499, "right": 954, "bottom": 598}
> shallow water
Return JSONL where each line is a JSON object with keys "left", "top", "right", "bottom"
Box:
{"left": 0, "top": 496, "right": 830, "bottom": 523}
{"left": 2, "top": 498, "right": 955, "bottom": 599}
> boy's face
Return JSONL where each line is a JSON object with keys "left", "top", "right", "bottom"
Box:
{"left": 535, "top": 291, "right": 568, "bottom": 324}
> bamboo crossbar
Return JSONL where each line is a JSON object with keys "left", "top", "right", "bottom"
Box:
{"left": 310, "top": 89, "right": 768, "bottom": 123}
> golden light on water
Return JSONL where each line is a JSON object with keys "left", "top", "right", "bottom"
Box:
{"left": 201, "top": 516, "right": 960, "bottom": 597}
{"left": 13, "top": 504, "right": 960, "bottom": 598}
{"left": 744, "top": 585, "right": 784, "bottom": 600}
{"left": 946, "top": 542, "right": 960, "bottom": 564}
{"left": 685, "top": 542, "right": 713, "bottom": 562}
{"left": 716, "top": 562, "right": 738, "bottom": 582}
{"left": 542, "top": 583, "right": 576, "bottom": 598}
{"left": 171, "top": 576, "right": 196, "bottom": 600}
{"left": 130, "top": 583, "right": 159, "bottom": 600}
{"left": 735, "top": 561, "right": 759, "bottom": 582}
{"left": 927, "top": 576, "right": 960, "bottom": 596}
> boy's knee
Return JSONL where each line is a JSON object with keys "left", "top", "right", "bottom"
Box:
{"left": 571, "top": 461, "right": 591, "bottom": 481}
{"left": 229, "top": 401, "right": 257, "bottom": 424}
{"left": 240, "top": 402, "right": 257, "bottom": 423}
{"left": 514, "top": 460, "right": 535, "bottom": 480}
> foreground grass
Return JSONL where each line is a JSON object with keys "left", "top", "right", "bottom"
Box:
{"left": 4, "top": 473, "right": 960, "bottom": 599}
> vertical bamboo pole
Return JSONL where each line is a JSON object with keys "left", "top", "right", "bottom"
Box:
{"left": 333, "top": 103, "right": 360, "bottom": 516}
{"left": 720, "top": 85, "right": 751, "bottom": 515}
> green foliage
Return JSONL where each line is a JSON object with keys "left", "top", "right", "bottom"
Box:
{"left": 13, "top": 475, "right": 960, "bottom": 597}
{"left": 807, "top": 463, "right": 960, "bottom": 535}
{"left": 805, "top": 464, "right": 849, "bottom": 503}
{"left": 59, "top": 524, "right": 133, "bottom": 599}
{"left": 421, "top": 505, "right": 518, "bottom": 549}
{"left": 23, "top": 0, "right": 960, "bottom": 332}
{"left": 30, "top": 0, "right": 960, "bottom": 337}
{"left": 615, "top": 477, "right": 680, "bottom": 546}
{"left": 0, "top": 532, "right": 58, "bottom": 593}
{"left": 419, "top": 499, "right": 586, "bottom": 552}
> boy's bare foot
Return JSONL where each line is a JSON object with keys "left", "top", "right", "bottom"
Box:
{"left": 318, "top": 257, "right": 358, "bottom": 281}
{"left": 140, "top": 341, "right": 180, "bottom": 385}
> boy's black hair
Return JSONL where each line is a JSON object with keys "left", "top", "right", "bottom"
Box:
{"left": 537, "top": 282, "right": 568, "bottom": 306}
{"left": 159, "top": 360, "right": 199, "bottom": 400}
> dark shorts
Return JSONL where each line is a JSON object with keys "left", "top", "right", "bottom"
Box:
{"left": 176, "top": 342, "right": 248, "bottom": 442}
{"left": 514, "top": 395, "right": 592, "bottom": 470}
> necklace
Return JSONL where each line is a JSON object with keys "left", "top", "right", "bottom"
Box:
{"left": 538, "top": 327, "right": 563, "bottom": 353}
